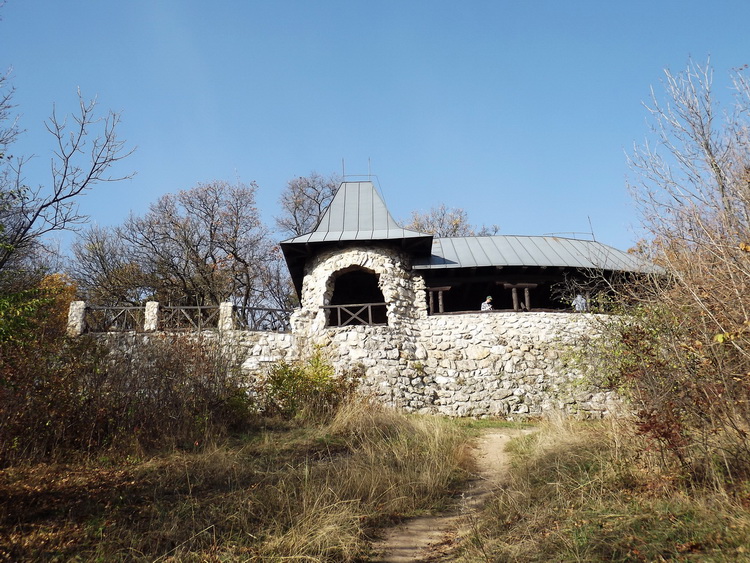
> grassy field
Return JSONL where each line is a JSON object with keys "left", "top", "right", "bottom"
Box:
{"left": 455, "top": 416, "right": 750, "bottom": 562}
{"left": 0, "top": 399, "right": 470, "bottom": 561}
{"left": 5, "top": 393, "right": 750, "bottom": 562}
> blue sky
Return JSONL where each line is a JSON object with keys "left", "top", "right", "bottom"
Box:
{"left": 2, "top": 0, "right": 750, "bottom": 253}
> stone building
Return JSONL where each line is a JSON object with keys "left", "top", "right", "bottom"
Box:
{"left": 276, "top": 181, "right": 645, "bottom": 417}
{"left": 69, "top": 181, "right": 647, "bottom": 417}
{"left": 282, "top": 181, "right": 644, "bottom": 325}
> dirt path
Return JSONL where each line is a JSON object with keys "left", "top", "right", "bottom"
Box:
{"left": 369, "top": 427, "right": 532, "bottom": 562}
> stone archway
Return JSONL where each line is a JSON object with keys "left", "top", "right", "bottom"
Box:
{"left": 291, "top": 246, "right": 426, "bottom": 335}
{"left": 327, "top": 266, "right": 387, "bottom": 326}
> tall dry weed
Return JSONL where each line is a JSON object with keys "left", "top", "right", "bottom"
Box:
{"left": 0, "top": 330, "right": 254, "bottom": 465}
{"left": 0, "top": 397, "right": 471, "bottom": 561}
{"left": 462, "top": 418, "right": 750, "bottom": 562}
{"left": 576, "top": 61, "right": 750, "bottom": 488}
{"left": 326, "top": 398, "right": 467, "bottom": 513}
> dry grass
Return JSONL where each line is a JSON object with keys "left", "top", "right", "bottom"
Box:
{"left": 456, "top": 415, "right": 750, "bottom": 562}
{"left": 0, "top": 398, "right": 469, "bottom": 561}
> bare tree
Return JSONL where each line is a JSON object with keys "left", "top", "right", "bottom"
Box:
{"left": 70, "top": 225, "right": 149, "bottom": 305}
{"left": 600, "top": 60, "right": 750, "bottom": 475}
{"left": 403, "top": 203, "right": 498, "bottom": 237}
{"left": 0, "top": 70, "right": 19, "bottom": 155}
{"left": 275, "top": 172, "right": 340, "bottom": 236}
{"left": 72, "top": 181, "right": 291, "bottom": 309}
{"left": 0, "top": 87, "right": 133, "bottom": 274}
{"left": 628, "top": 60, "right": 750, "bottom": 331}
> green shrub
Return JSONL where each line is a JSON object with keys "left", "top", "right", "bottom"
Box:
{"left": 259, "top": 350, "right": 359, "bottom": 421}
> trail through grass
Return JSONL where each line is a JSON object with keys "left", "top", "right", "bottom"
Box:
{"left": 454, "top": 416, "right": 750, "bottom": 562}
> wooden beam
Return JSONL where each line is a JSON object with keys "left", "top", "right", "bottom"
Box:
{"left": 501, "top": 282, "right": 538, "bottom": 289}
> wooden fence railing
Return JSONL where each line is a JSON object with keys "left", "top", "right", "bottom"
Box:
{"left": 75, "top": 302, "right": 388, "bottom": 334}
{"left": 233, "top": 307, "right": 292, "bottom": 332}
{"left": 77, "top": 302, "right": 293, "bottom": 334}
{"left": 160, "top": 306, "right": 221, "bottom": 331}
{"left": 322, "top": 302, "right": 388, "bottom": 327}
{"left": 84, "top": 306, "right": 146, "bottom": 332}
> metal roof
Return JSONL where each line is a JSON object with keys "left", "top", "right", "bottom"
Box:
{"left": 280, "top": 181, "right": 434, "bottom": 296}
{"left": 279, "top": 181, "right": 655, "bottom": 299}
{"left": 281, "top": 181, "right": 431, "bottom": 244}
{"left": 412, "top": 236, "right": 651, "bottom": 272}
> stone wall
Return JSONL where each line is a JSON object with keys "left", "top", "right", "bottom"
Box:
{"left": 309, "top": 311, "right": 615, "bottom": 418}
{"left": 93, "top": 329, "right": 299, "bottom": 374}
{"left": 291, "top": 245, "right": 426, "bottom": 336}
{"left": 89, "top": 311, "right": 613, "bottom": 419}
{"left": 77, "top": 244, "right": 617, "bottom": 418}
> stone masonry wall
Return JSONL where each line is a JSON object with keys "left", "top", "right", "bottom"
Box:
{"left": 82, "top": 245, "right": 617, "bottom": 418}
{"left": 91, "top": 311, "right": 613, "bottom": 419}
{"left": 291, "top": 245, "right": 426, "bottom": 338}
{"left": 93, "top": 330, "right": 298, "bottom": 376}
{"left": 312, "top": 312, "right": 616, "bottom": 418}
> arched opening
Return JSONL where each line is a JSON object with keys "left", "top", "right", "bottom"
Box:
{"left": 326, "top": 268, "right": 387, "bottom": 326}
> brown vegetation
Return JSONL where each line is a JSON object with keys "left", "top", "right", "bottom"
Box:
{"left": 578, "top": 61, "right": 750, "bottom": 488}
{"left": 457, "top": 418, "right": 750, "bottom": 561}
{"left": 0, "top": 399, "right": 468, "bottom": 561}
{"left": 0, "top": 284, "right": 255, "bottom": 464}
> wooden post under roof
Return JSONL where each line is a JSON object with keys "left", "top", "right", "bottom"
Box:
{"left": 427, "top": 286, "right": 451, "bottom": 314}
{"left": 501, "top": 282, "right": 538, "bottom": 311}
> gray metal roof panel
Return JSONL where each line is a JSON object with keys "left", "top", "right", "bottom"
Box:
{"left": 280, "top": 181, "right": 431, "bottom": 245}
{"left": 412, "top": 236, "right": 651, "bottom": 272}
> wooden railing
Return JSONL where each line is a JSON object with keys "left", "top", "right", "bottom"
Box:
{"left": 322, "top": 302, "right": 388, "bottom": 327}
{"left": 84, "top": 306, "right": 146, "bottom": 332}
{"left": 77, "top": 302, "right": 293, "bottom": 334}
{"left": 233, "top": 306, "right": 293, "bottom": 332}
{"left": 160, "top": 306, "right": 221, "bottom": 331}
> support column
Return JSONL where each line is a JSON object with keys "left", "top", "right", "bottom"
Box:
{"left": 66, "top": 301, "right": 86, "bottom": 337}
{"left": 502, "top": 282, "right": 538, "bottom": 312}
{"left": 511, "top": 287, "right": 520, "bottom": 311}
{"left": 427, "top": 286, "right": 450, "bottom": 315}
{"left": 144, "top": 301, "right": 160, "bottom": 332}
{"left": 219, "top": 302, "right": 236, "bottom": 331}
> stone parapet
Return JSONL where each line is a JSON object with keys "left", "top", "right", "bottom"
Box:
{"left": 86, "top": 310, "right": 615, "bottom": 419}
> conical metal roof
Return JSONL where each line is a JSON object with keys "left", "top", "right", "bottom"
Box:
{"left": 280, "top": 181, "right": 433, "bottom": 296}
{"left": 281, "top": 181, "right": 431, "bottom": 244}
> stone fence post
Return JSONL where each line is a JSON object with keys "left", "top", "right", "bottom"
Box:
{"left": 144, "top": 301, "right": 160, "bottom": 332}
{"left": 219, "top": 302, "right": 235, "bottom": 331}
{"left": 66, "top": 301, "right": 86, "bottom": 337}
